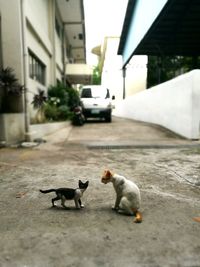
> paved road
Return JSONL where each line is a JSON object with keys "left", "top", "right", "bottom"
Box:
{"left": 67, "top": 116, "right": 200, "bottom": 148}
{"left": 0, "top": 116, "right": 200, "bottom": 267}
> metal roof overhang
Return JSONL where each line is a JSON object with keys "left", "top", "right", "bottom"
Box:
{"left": 118, "top": 0, "right": 200, "bottom": 64}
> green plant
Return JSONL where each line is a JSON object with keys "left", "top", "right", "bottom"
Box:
{"left": 92, "top": 65, "right": 101, "bottom": 85}
{"left": 44, "top": 102, "right": 59, "bottom": 121}
{"left": 0, "top": 67, "right": 24, "bottom": 112}
{"left": 31, "top": 89, "right": 47, "bottom": 123}
{"left": 44, "top": 103, "right": 71, "bottom": 122}
{"left": 147, "top": 55, "right": 200, "bottom": 88}
{"left": 48, "top": 83, "right": 69, "bottom": 106}
{"left": 0, "top": 67, "right": 23, "bottom": 94}
{"left": 57, "top": 105, "right": 71, "bottom": 120}
{"left": 32, "top": 89, "right": 47, "bottom": 109}
{"left": 66, "top": 87, "right": 80, "bottom": 110}
{"left": 48, "top": 83, "right": 80, "bottom": 111}
{"left": 31, "top": 83, "right": 80, "bottom": 123}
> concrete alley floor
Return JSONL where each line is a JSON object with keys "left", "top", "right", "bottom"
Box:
{"left": 0, "top": 117, "right": 200, "bottom": 267}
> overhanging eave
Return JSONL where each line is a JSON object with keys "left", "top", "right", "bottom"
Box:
{"left": 119, "top": 0, "right": 200, "bottom": 67}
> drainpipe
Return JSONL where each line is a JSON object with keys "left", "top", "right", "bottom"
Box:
{"left": 52, "top": 2, "right": 56, "bottom": 85}
{"left": 20, "top": 0, "right": 30, "bottom": 141}
{"left": 62, "top": 23, "right": 66, "bottom": 86}
{"left": 122, "top": 67, "right": 126, "bottom": 99}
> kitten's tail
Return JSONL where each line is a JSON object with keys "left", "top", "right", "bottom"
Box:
{"left": 40, "top": 189, "right": 56, "bottom": 194}
{"left": 134, "top": 211, "right": 142, "bottom": 223}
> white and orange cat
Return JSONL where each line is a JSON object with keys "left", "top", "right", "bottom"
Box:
{"left": 101, "top": 170, "right": 142, "bottom": 223}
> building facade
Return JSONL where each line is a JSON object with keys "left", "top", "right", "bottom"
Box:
{"left": 0, "top": 0, "right": 90, "bottom": 144}
{"left": 98, "top": 36, "right": 147, "bottom": 104}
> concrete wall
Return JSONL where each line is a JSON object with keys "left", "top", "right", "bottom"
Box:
{"left": 29, "top": 121, "right": 71, "bottom": 141}
{"left": 66, "top": 64, "right": 93, "bottom": 76}
{"left": 25, "top": 0, "right": 54, "bottom": 119}
{"left": 0, "top": 0, "right": 24, "bottom": 81}
{"left": 25, "top": 0, "right": 67, "bottom": 120}
{"left": 101, "top": 37, "right": 147, "bottom": 104}
{"left": 125, "top": 55, "right": 147, "bottom": 97}
{"left": 0, "top": 113, "right": 25, "bottom": 144}
{"left": 101, "top": 38, "right": 123, "bottom": 103}
{"left": 113, "top": 70, "right": 200, "bottom": 139}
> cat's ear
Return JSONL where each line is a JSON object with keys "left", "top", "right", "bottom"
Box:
{"left": 104, "top": 170, "right": 113, "bottom": 178}
{"left": 102, "top": 170, "right": 113, "bottom": 184}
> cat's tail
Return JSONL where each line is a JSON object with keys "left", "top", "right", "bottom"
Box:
{"left": 134, "top": 211, "right": 142, "bottom": 223}
{"left": 40, "top": 189, "right": 56, "bottom": 194}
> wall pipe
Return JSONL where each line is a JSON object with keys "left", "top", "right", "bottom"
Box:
{"left": 20, "top": 0, "right": 30, "bottom": 141}
{"left": 62, "top": 23, "right": 67, "bottom": 86}
{"left": 122, "top": 67, "right": 126, "bottom": 99}
{"left": 52, "top": 1, "right": 56, "bottom": 85}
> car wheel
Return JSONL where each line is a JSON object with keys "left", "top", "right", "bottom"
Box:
{"left": 105, "top": 114, "right": 112, "bottom": 122}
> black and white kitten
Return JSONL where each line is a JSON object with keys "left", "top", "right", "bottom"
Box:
{"left": 40, "top": 180, "right": 89, "bottom": 209}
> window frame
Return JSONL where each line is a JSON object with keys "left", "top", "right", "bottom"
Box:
{"left": 28, "top": 50, "right": 46, "bottom": 85}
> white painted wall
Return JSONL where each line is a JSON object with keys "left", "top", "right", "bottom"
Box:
{"left": 0, "top": 113, "right": 25, "bottom": 144}
{"left": 101, "top": 37, "right": 147, "bottom": 104}
{"left": 113, "top": 70, "right": 200, "bottom": 139}
{"left": 125, "top": 56, "right": 147, "bottom": 97}
{"left": 26, "top": 0, "right": 50, "bottom": 36}
{"left": 0, "top": 0, "right": 23, "bottom": 82}
{"left": 25, "top": 0, "right": 54, "bottom": 120}
{"left": 101, "top": 37, "right": 123, "bottom": 103}
{"left": 26, "top": 24, "right": 52, "bottom": 119}
{"left": 66, "top": 64, "right": 93, "bottom": 75}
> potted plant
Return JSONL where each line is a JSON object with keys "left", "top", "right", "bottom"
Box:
{"left": 0, "top": 67, "right": 25, "bottom": 144}
{"left": 31, "top": 89, "right": 47, "bottom": 123}
{"left": 0, "top": 67, "right": 23, "bottom": 112}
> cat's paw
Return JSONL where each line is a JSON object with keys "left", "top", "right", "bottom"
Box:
{"left": 62, "top": 204, "right": 70, "bottom": 210}
{"left": 117, "top": 209, "right": 126, "bottom": 214}
{"left": 112, "top": 206, "right": 119, "bottom": 211}
{"left": 80, "top": 204, "right": 85, "bottom": 208}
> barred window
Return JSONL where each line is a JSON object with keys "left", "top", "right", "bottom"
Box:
{"left": 29, "top": 50, "right": 46, "bottom": 85}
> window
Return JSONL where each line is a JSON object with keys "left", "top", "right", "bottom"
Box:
{"left": 29, "top": 50, "right": 46, "bottom": 85}
{"left": 81, "top": 88, "right": 92, "bottom": 98}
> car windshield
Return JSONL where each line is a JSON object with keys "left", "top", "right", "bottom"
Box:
{"left": 81, "top": 87, "right": 110, "bottom": 99}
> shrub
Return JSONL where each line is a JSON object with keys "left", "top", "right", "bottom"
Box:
{"left": 57, "top": 105, "right": 71, "bottom": 120}
{"left": 0, "top": 67, "right": 23, "bottom": 113}
{"left": 66, "top": 87, "right": 80, "bottom": 110}
{"left": 44, "top": 103, "right": 59, "bottom": 121}
{"left": 48, "top": 83, "right": 80, "bottom": 111}
{"left": 48, "top": 84, "right": 69, "bottom": 106}
{"left": 31, "top": 83, "right": 80, "bottom": 122}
